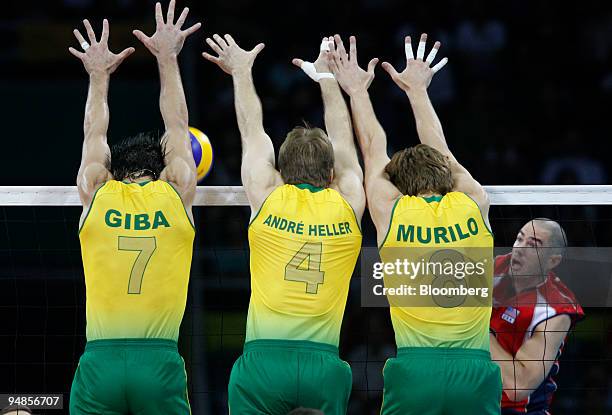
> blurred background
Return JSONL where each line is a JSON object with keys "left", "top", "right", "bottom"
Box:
{"left": 1, "top": 0, "right": 612, "bottom": 413}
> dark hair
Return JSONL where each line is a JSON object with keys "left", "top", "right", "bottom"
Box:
{"left": 385, "top": 144, "right": 453, "bottom": 196}
{"left": 107, "top": 132, "right": 167, "bottom": 181}
{"left": 278, "top": 125, "right": 334, "bottom": 188}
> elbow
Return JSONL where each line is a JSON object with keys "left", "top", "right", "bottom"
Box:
{"left": 504, "top": 386, "right": 532, "bottom": 402}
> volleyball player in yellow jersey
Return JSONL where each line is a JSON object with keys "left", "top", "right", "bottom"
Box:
{"left": 330, "top": 34, "right": 502, "bottom": 414}
{"left": 203, "top": 36, "right": 364, "bottom": 414}
{"left": 68, "top": 2, "right": 201, "bottom": 414}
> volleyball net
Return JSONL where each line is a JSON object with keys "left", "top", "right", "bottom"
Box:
{"left": 1, "top": 185, "right": 611, "bottom": 414}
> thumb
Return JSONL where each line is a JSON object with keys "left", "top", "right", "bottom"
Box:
{"left": 381, "top": 61, "right": 399, "bottom": 79}
{"left": 251, "top": 43, "right": 265, "bottom": 55}
{"left": 117, "top": 47, "right": 136, "bottom": 61}
{"left": 367, "top": 58, "right": 379, "bottom": 73}
{"left": 291, "top": 58, "right": 304, "bottom": 68}
{"left": 132, "top": 30, "right": 149, "bottom": 45}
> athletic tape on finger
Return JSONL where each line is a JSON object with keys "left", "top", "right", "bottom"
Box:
{"left": 431, "top": 57, "right": 448, "bottom": 74}
{"left": 405, "top": 41, "right": 414, "bottom": 60}
{"left": 426, "top": 47, "right": 438, "bottom": 64}
{"left": 300, "top": 61, "right": 335, "bottom": 82}
{"left": 320, "top": 38, "right": 330, "bottom": 52}
{"left": 417, "top": 39, "right": 426, "bottom": 60}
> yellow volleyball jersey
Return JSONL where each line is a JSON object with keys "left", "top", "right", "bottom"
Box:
{"left": 246, "top": 184, "right": 362, "bottom": 346}
{"left": 79, "top": 180, "right": 195, "bottom": 341}
{"left": 380, "top": 192, "right": 493, "bottom": 350}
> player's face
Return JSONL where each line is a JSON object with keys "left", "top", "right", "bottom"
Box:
{"left": 511, "top": 222, "right": 553, "bottom": 278}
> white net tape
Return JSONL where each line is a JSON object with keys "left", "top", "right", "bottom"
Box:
{"left": 0, "top": 185, "right": 612, "bottom": 206}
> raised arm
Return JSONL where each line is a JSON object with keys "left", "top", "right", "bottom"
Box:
{"left": 382, "top": 34, "right": 490, "bottom": 220}
{"left": 70, "top": 19, "right": 134, "bottom": 211}
{"left": 490, "top": 315, "right": 571, "bottom": 402}
{"left": 292, "top": 37, "right": 365, "bottom": 220}
{"left": 329, "top": 35, "right": 401, "bottom": 239}
{"left": 133, "top": 0, "right": 201, "bottom": 208}
{"left": 203, "top": 34, "right": 282, "bottom": 215}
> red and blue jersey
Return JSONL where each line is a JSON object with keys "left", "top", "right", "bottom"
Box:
{"left": 490, "top": 254, "right": 585, "bottom": 414}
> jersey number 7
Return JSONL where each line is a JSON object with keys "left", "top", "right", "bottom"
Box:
{"left": 118, "top": 236, "right": 157, "bottom": 294}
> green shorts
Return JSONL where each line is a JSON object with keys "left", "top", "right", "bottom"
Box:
{"left": 381, "top": 347, "right": 501, "bottom": 415}
{"left": 228, "top": 339, "right": 352, "bottom": 415}
{"left": 69, "top": 339, "right": 190, "bottom": 415}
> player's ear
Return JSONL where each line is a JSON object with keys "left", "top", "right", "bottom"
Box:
{"left": 330, "top": 168, "right": 334, "bottom": 184}
{"left": 549, "top": 254, "right": 562, "bottom": 270}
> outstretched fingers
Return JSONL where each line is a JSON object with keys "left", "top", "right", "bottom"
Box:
{"left": 132, "top": 29, "right": 150, "bottom": 46}
{"left": 73, "top": 29, "right": 87, "bottom": 47}
{"left": 155, "top": 2, "right": 164, "bottom": 27}
{"left": 206, "top": 37, "right": 224, "bottom": 55}
{"left": 251, "top": 43, "right": 265, "bottom": 55}
{"left": 175, "top": 7, "right": 189, "bottom": 29}
{"left": 68, "top": 47, "right": 84, "bottom": 59}
{"left": 213, "top": 34, "right": 228, "bottom": 48}
{"left": 116, "top": 47, "right": 135, "bottom": 61}
{"left": 367, "top": 57, "right": 379, "bottom": 74}
{"left": 349, "top": 35, "right": 357, "bottom": 62}
{"left": 425, "top": 41, "right": 440, "bottom": 64}
{"left": 83, "top": 19, "right": 97, "bottom": 44}
{"left": 405, "top": 36, "right": 414, "bottom": 61}
{"left": 416, "top": 33, "right": 427, "bottom": 60}
{"left": 166, "top": 0, "right": 176, "bottom": 25}
{"left": 182, "top": 22, "right": 201, "bottom": 37}
{"left": 100, "top": 19, "right": 109, "bottom": 44}
{"left": 431, "top": 57, "right": 448, "bottom": 74}
{"left": 381, "top": 61, "right": 399, "bottom": 79}
{"left": 202, "top": 52, "right": 221, "bottom": 64}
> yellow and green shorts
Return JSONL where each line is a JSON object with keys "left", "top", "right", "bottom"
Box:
{"left": 228, "top": 339, "right": 352, "bottom": 415}
{"left": 381, "top": 347, "right": 502, "bottom": 415}
{"left": 69, "top": 339, "right": 190, "bottom": 415}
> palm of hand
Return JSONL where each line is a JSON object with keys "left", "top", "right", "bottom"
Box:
{"left": 338, "top": 63, "right": 372, "bottom": 92}
{"left": 219, "top": 46, "right": 255, "bottom": 74}
{"left": 82, "top": 44, "right": 122, "bottom": 74}
{"left": 399, "top": 60, "right": 433, "bottom": 89}
{"left": 147, "top": 26, "right": 185, "bottom": 57}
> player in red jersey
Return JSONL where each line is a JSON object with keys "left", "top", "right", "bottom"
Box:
{"left": 490, "top": 218, "right": 584, "bottom": 414}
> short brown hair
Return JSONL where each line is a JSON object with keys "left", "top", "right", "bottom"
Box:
{"left": 385, "top": 144, "right": 453, "bottom": 196}
{"left": 278, "top": 125, "right": 334, "bottom": 188}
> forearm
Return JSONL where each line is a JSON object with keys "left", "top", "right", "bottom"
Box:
{"left": 232, "top": 69, "right": 265, "bottom": 138}
{"left": 158, "top": 55, "right": 188, "bottom": 133}
{"left": 405, "top": 88, "right": 449, "bottom": 154}
{"left": 349, "top": 90, "right": 388, "bottom": 169}
{"left": 84, "top": 73, "right": 110, "bottom": 141}
{"left": 320, "top": 80, "right": 352, "bottom": 147}
{"left": 491, "top": 335, "right": 534, "bottom": 401}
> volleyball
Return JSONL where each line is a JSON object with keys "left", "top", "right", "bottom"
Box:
{"left": 189, "top": 126, "right": 213, "bottom": 182}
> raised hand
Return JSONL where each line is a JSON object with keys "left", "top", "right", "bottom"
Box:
{"left": 291, "top": 37, "right": 334, "bottom": 82}
{"left": 328, "top": 35, "right": 379, "bottom": 95}
{"left": 69, "top": 19, "right": 135, "bottom": 76}
{"left": 202, "top": 34, "right": 265, "bottom": 75}
{"left": 133, "top": 0, "right": 201, "bottom": 58}
{"left": 381, "top": 33, "right": 448, "bottom": 92}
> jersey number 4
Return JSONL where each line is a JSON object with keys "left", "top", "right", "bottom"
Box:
{"left": 118, "top": 236, "right": 157, "bottom": 294}
{"left": 284, "top": 242, "right": 325, "bottom": 294}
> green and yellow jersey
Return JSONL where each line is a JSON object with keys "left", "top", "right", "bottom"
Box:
{"left": 246, "top": 184, "right": 362, "bottom": 347}
{"left": 380, "top": 192, "right": 493, "bottom": 350}
{"left": 79, "top": 180, "right": 195, "bottom": 342}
